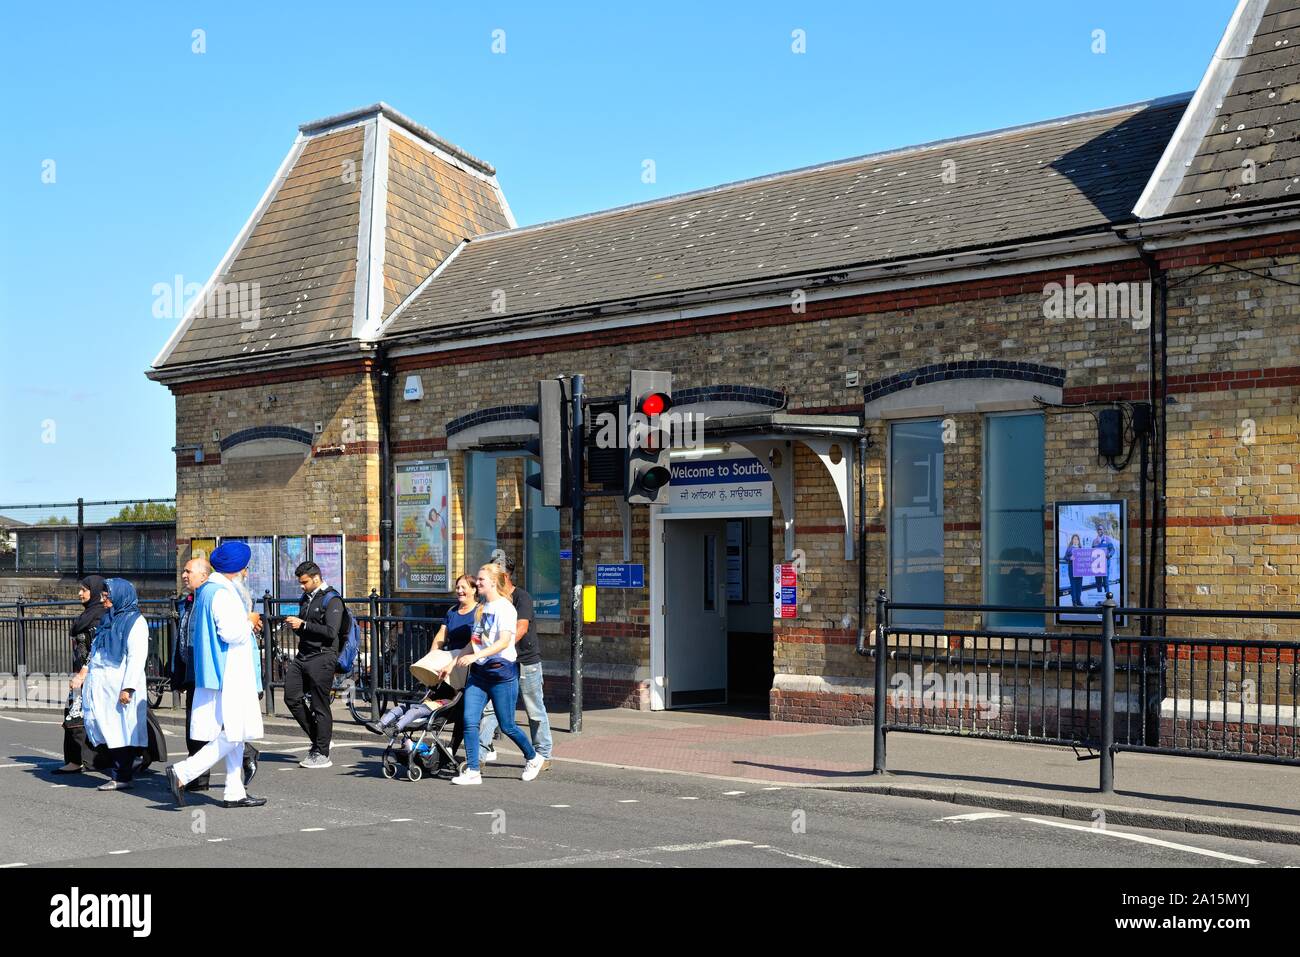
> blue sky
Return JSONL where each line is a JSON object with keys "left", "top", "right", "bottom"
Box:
{"left": 0, "top": 0, "right": 1237, "bottom": 504}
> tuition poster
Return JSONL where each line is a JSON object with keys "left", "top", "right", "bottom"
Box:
{"left": 395, "top": 460, "right": 451, "bottom": 592}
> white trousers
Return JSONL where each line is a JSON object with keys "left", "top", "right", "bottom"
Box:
{"left": 174, "top": 732, "right": 246, "bottom": 802}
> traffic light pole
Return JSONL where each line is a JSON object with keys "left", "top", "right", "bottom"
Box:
{"left": 569, "top": 373, "right": 585, "bottom": 734}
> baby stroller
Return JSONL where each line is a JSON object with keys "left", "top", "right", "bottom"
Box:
{"left": 381, "top": 685, "right": 496, "bottom": 782}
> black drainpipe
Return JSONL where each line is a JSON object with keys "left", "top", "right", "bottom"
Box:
{"left": 375, "top": 345, "right": 394, "bottom": 599}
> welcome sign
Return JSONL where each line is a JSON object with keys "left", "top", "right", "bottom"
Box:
{"left": 663, "top": 453, "right": 772, "bottom": 515}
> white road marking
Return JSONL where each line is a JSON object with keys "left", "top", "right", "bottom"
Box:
{"left": 0, "top": 716, "right": 26, "bottom": 723}
{"left": 759, "top": 846, "right": 852, "bottom": 868}
{"left": 109, "top": 850, "right": 130, "bottom": 855}
{"left": 0, "top": 763, "right": 34, "bottom": 769}
{"left": 752, "top": 844, "right": 771, "bottom": 849}
{"left": 938, "top": 812, "right": 1013, "bottom": 822}
{"left": 618, "top": 799, "right": 639, "bottom": 804}
{"left": 1, "top": 863, "right": 28, "bottom": 868}
{"left": 1018, "top": 817, "right": 1264, "bottom": 865}
{"left": 300, "top": 828, "right": 325, "bottom": 833}
{"left": 549, "top": 804, "right": 571, "bottom": 809}
{"left": 723, "top": 790, "right": 746, "bottom": 796}
{"left": 508, "top": 839, "right": 753, "bottom": 867}
{"left": 50, "top": 784, "right": 68, "bottom": 789}
{"left": 762, "top": 786, "right": 782, "bottom": 791}
{"left": 678, "top": 796, "right": 698, "bottom": 801}
{"left": 390, "top": 818, "right": 413, "bottom": 823}
{"left": 207, "top": 838, "right": 227, "bottom": 843}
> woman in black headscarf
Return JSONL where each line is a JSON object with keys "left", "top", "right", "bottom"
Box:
{"left": 55, "top": 575, "right": 107, "bottom": 773}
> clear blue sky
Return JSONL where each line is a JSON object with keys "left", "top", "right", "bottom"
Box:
{"left": 0, "top": 0, "right": 1236, "bottom": 504}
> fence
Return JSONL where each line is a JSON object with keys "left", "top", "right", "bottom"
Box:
{"left": 0, "top": 592, "right": 454, "bottom": 722}
{"left": 257, "top": 593, "right": 455, "bottom": 721}
{"left": 0, "top": 599, "right": 176, "bottom": 709}
{"left": 0, "top": 498, "right": 176, "bottom": 577}
{"left": 861, "top": 591, "right": 1300, "bottom": 792}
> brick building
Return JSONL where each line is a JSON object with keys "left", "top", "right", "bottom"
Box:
{"left": 148, "top": 0, "right": 1300, "bottom": 725}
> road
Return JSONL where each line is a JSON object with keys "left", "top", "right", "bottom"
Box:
{"left": 2, "top": 714, "right": 1298, "bottom": 868}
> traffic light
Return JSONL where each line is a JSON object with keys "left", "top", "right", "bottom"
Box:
{"left": 525, "top": 378, "right": 571, "bottom": 507}
{"left": 625, "top": 369, "right": 673, "bottom": 504}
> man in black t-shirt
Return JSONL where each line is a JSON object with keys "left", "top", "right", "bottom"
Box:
{"left": 477, "top": 556, "right": 552, "bottom": 770}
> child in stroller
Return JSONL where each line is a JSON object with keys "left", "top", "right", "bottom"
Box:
{"left": 368, "top": 647, "right": 490, "bottom": 781}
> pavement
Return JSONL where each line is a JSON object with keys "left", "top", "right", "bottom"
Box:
{"left": 3, "top": 706, "right": 1300, "bottom": 868}
{"left": 9, "top": 696, "right": 1300, "bottom": 851}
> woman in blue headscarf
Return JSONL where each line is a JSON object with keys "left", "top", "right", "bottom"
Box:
{"left": 81, "top": 578, "right": 150, "bottom": 791}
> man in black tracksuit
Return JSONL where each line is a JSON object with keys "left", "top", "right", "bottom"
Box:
{"left": 283, "top": 561, "right": 344, "bottom": 768}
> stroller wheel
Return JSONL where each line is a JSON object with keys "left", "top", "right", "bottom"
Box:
{"left": 382, "top": 754, "right": 399, "bottom": 780}
{"left": 456, "top": 760, "right": 468, "bottom": 777}
{"left": 407, "top": 760, "right": 424, "bottom": 783}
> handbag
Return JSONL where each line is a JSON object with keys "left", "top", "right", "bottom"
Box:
{"left": 62, "top": 688, "right": 84, "bottom": 730}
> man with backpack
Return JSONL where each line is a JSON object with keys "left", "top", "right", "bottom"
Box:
{"left": 283, "top": 561, "right": 347, "bottom": 768}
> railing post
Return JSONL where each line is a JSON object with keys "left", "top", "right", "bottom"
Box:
{"left": 1100, "top": 594, "right": 1116, "bottom": 793}
{"left": 170, "top": 598, "right": 181, "bottom": 710}
{"left": 15, "top": 598, "right": 27, "bottom": 710}
{"left": 873, "top": 588, "right": 889, "bottom": 774}
{"left": 261, "top": 590, "right": 273, "bottom": 716}
{"left": 369, "top": 588, "right": 380, "bottom": 721}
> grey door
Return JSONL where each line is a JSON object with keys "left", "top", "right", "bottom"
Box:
{"left": 664, "top": 519, "right": 728, "bottom": 708}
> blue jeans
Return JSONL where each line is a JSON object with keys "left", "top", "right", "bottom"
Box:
{"left": 478, "top": 661, "right": 553, "bottom": 759}
{"left": 462, "top": 671, "right": 536, "bottom": 771}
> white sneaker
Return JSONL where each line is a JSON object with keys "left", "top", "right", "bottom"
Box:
{"left": 521, "top": 755, "right": 545, "bottom": 782}
{"left": 451, "top": 769, "right": 482, "bottom": 786}
{"left": 482, "top": 748, "right": 498, "bottom": 763}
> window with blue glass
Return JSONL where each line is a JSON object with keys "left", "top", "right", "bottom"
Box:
{"left": 983, "top": 412, "right": 1046, "bottom": 628}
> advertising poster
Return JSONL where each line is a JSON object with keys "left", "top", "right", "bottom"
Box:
{"left": 277, "top": 535, "right": 308, "bottom": 613}
{"left": 222, "top": 536, "right": 274, "bottom": 606}
{"left": 190, "top": 537, "right": 216, "bottom": 563}
{"left": 1055, "top": 500, "right": 1126, "bottom": 625}
{"left": 311, "top": 535, "right": 344, "bottom": 593}
{"left": 395, "top": 460, "right": 451, "bottom": 592}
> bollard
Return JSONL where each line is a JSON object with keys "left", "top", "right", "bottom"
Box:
{"left": 873, "top": 589, "right": 889, "bottom": 774}
{"left": 261, "top": 590, "right": 273, "bottom": 715}
{"left": 1100, "top": 594, "right": 1116, "bottom": 793}
{"left": 15, "top": 598, "right": 27, "bottom": 710}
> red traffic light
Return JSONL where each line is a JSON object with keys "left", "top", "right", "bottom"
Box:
{"left": 639, "top": 392, "right": 671, "bottom": 417}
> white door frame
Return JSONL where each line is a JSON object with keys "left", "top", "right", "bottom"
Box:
{"left": 649, "top": 506, "right": 762, "bottom": 710}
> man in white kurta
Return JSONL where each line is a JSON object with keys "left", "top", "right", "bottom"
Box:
{"left": 167, "top": 563, "right": 265, "bottom": 807}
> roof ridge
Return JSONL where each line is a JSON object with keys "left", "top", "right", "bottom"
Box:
{"left": 299, "top": 102, "right": 496, "bottom": 176}
{"left": 461, "top": 92, "right": 1192, "bottom": 246}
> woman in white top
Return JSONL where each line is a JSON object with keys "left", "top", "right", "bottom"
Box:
{"left": 450, "top": 564, "right": 545, "bottom": 785}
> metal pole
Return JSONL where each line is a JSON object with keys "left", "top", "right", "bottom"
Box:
{"left": 570, "top": 374, "right": 585, "bottom": 733}
{"left": 76, "top": 497, "right": 84, "bottom": 578}
{"left": 873, "top": 589, "right": 888, "bottom": 774}
{"left": 170, "top": 598, "right": 181, "bottom": 710}
{"left": 261, "top": 590, "right": 273, "bottom": 715}
{"left": 1100, "top": 594, "right": 1116, "bottom": 793}
{"left": 369, "top": 588, "right": 381, "bottom": 722}
{"left": 15, "top": 598, "right": 27, "bottom": 710}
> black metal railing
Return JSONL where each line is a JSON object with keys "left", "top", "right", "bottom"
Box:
{"left": 860, "top": 591, "right": 1300, "bottom": 792}
{"left": 0, "top": 599, "right": 176, "bottom": 709}
{"left": 257, "top": 592, "right": 455, "bottom": 721}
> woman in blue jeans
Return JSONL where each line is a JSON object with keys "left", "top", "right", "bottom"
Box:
{"left": 450, "top": 564, "right": 544, "bottom": 785}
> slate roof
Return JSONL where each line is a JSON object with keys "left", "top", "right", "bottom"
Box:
{"left": 151, "top": 105, "right": 511, "bottom": 371}
{"left": 1166, "top": 0, "right": 1300, "bottom": 214}
{"left": 381, "top": 98, "right": 1188, "bottom": 338}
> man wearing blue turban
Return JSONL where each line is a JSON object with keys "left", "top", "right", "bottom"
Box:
{"left": 82, "top": 578, "right": 150, "bottom": 791}
{"left": 166, "top": 541, "right": 267, "bottom": 808}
